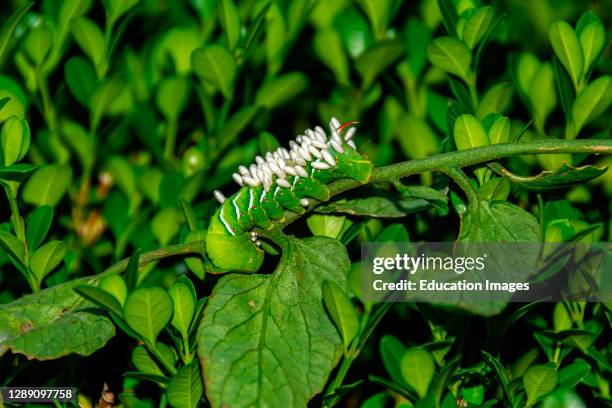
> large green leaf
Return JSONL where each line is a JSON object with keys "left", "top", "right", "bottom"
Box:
{"left": 427, "top": 37, "right": 472, "bottom": 82}
{"left": 71, "top": 16, "right": 105, "bottom": 68}
{"left": 218, "top": 0, "right": 241, "bottom": 50}
{"left": 355, "top": 40, "right": 404, "bottom": 89}
{"left": 124, "top": 287, "right": 173, "bottom": 345}
{"left": 191, "top": 44, "right": 236, "bottom": 99}
{"left": 576, "top": 11, "right": 605, "bottom": 74}
{"left": 198, "top": 237, "right": 349, "bottom": 407}
{"left": 453, "top": 114, "right": 488, "bottom": 150}
{"left": 168, "top": 276, "right": 196, "bottom": 339}
{"left": 29, "top": 240, "right": 67, "bottom": 285}
{"left": 0, "top": 275, "right": 114, "bottom": 359}
{"left": 400, "top": 348, "right": 435, "bottom": 398}
{"left": 524, "top": 364, "right": 558, "bottom": 405}
{"left": 22, "top": 164, "right": 72, "bottom": 207}
{"left": 0, "top": 2, "right": 33, "bottom": 66}
{"left": 549, "top": 21, "right": 583, "bottom": 89}
{"left": 572, "top": 75, "right": 611, "bottom": 134}
{"left": 167, "top": 362, "right": 204, "bottom": 408}
{"left": 255, "top": 72, "right": 308, "bottom": 110}
{"left": 1, "top": 115, "right": 30, "bottom": 166}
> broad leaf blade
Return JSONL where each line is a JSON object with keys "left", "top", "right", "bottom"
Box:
{"left": 0, "top": 276, "right": 114, "bottom": 359}
{"left": 198, "top": 237, "right": 349, "bottom": 407}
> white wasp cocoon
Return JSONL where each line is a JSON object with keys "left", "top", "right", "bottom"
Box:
{"left": 312, "top": 139, "right": 327, "bottom": 149}
{"left": 347, "top": 140, "right": 356, "bottom": 149}
{"left": 255, "top": 155, "right": 265, "bottom": 165}
{"left": 300, "top": 198, "right": 309, "bottom": 207}
{"left": 309, "top": 145, "right": 322, "bottom": 159}
{"left": 214, "top": 190, "right": 226, "bottom": 203}
{"left": 330, "top": 117, "right": 341, "bottom": 129}
{"left": 344, "top": 127, "right": 356, "bottom": 141}
{"left": 243, "top": 176, "right": 260, "bottom": 187}
{"left": 239, "top": 165, "right": 250, "bottom": 176}
{"left": 295, "top": 165, "right": 308, "bottom": 177}
{"left": 322, "top": 150, "right": 336, "bottom": 166}
{"left": 276, "top": 178, "right": 291, "bottom": 188}
{"left": 298, "top": 146, "right": 312, "bottom": 161}
{"left": 312, "top": 161, "right": 331, "bottom": 170}
{"left": 232, "top": 173, "right": 244, "bottom": 186}
{"left": 284, "top": 166, "right": 297, "bottom": 176}
{"left": 331, "top": 140, "right": 344, "bottom": 153}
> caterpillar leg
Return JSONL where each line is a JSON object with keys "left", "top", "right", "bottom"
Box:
{"left": 206, "top": 212, "right": 264, "bottom": 272}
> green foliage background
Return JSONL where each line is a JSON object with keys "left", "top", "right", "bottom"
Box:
{"left": 0, "top": 0, "right": 610, "bottom": 407}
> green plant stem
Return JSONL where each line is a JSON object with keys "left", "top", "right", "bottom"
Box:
{"left": 163, "top": 119, "right": 178, "bottom": 161}
{"left": 101, "top": 241, "right": 204, "bottom": 275}
{"left": 4, "top": 185, "right": 25, "bottom": 242}
{"left": 441, "top": 167, "right": 478, "bottom": 205}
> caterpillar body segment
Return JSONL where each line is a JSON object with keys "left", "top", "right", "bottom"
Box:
{"left": 205, "top": 117, "right": 373, "bottom": 272}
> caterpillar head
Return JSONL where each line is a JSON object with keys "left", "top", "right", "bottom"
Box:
{"left": 316, "top": 119, "right": 373, "bottom": 184}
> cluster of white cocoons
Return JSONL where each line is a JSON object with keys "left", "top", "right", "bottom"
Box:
{"left": 214, "top": 117, "right": 357, "bottom": 205}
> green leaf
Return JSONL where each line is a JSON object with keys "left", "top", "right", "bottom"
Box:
{"left": 1, "top": 115, "right": 30, "bottom": 166}
{"left": 316, "top": 196, "right": 411, "bottom": 218}
{"left": 255, "top": 71, "right": 308, "bottom": 109}
{"left": 357, "top": 0, "right": 392, "bottom": 37}
{"left": 542, "top": 389, "right": 586, "bottom": 408}
{"left": 167, "top": 362, "right": 203, "bottom": 408}
{"left": 558, "top": 360, "right": 591, "bottom": 390}
{"left": 549, "top": 21, "right": 583, "bottom": 89}
{"left": 572, "top": 75, "right": 611, "bottom": 134}
{"left": 198, "top": 237, "right": 349, "bottom": 407}
{"left": 477, "top": 82, "right": 513, "bottom": 119}
{"left": 218, "top": 0, "right": 241, "bottom": 50}
{"left": 462, "top": 6, "right": 494, "bottom": 49}
{"left": 553, "top": 57, "right": 575, "bottom": 123}
{"left": 0, "top": 275, "right": 114, "bottom": 359}
{"left": 515, "top": 53, "right": 540, "bottom": 97}
{"left": 397, "top": 115, "right": 439, "bottom": 159}
{"left": 481, "top": 351, "right": 513, "bottom": 406}
{"left": 576, "top": 14, "right": 605, "bottom": 76}
{"left": 0, "top": 230, "right": 25, "bottom": 265}
{"left": 380, "top": 335, "right": 409, "bottom": 387}
{"left": 22, "top": 164, "right": 72, "bottom": 207}
{"left": 258, "top": 131, "right": 280, "bottom": 156}
{"left": 156, "top": 75, "right": 190, "bottom": 122}
{"left": 152, "top": 208, "right": 183, "bottom": 246}
{"left": 74, "top": 284, "right": 124, "bottom": 317}
{"left": 322, "top": 281, "right": 359, "bottom": 350}
{"left": 401, "top": 348, "right": 435, "bottom": 398}
{"left": 29, "top": 240, "right": 67, "bottom": 284}
{"left": 376, "top": 224, "right": 409, "bottom": 242}
{"left": 0, "top": 2, "right": 33, "bottom": 67}
{"left": 26, "top": 205, "right": 53, "bottom": 249}
{"left": 356, "top": 40, "right": 404, "bottom": 89}
{"left": 64, "top": 56, "right": 97, "bottom": 107}
{"left": 427, "top": 37, "right": 472, "bottom": 82}
{"left": 453, "top": 114, "right": 488, "bottom": 150}
{"left": 307, "top": 214, "right": 347, "bottom": 239}
{"left": 90, "top": 78, "right": 125, "bottom": 130}
{"left": 314, "top": 27, "right": 349, "bottom": 86}
{"left": 71, "top": 16, "right": 105, "bottom": 69}
{"left": 191, "top": 44, "right": 236, "bottom": 99}
{"left": 99, "top": 274, "right": 128, "bottom": 306}
{"left": 487, "top": 115, "right": 510, "bottom": 144}
{"left": 524, "top": 364, "right": 558, "bottom": 405}
{"left": 460, "top": 200, "right": 540, "bottom": 242}
{"left": 436, "top": 0, "right": 458, "bottom": 37}
{"left": 102, "top": 0, "right": 140, "bottom": 27}
{"left": 489, "top": 162, "right": 607, "bottom": 191}
{"left": 22, "top": 20, "right": 53, "bottom": 66}
{"left": 124, "top": 287, "right": 172, "bottom": 345}
{"left": 132, "top": 344, "right": 174, "bottom": 376}
{"left": 168, "top": 276, "right": 196, "bottom": 339}
{"left": 528, "top": 63, "right": 556, "bottom": 131}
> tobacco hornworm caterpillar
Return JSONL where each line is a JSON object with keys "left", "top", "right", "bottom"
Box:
{"left": 206, "top": 117, "right": 373, "bottom": 271}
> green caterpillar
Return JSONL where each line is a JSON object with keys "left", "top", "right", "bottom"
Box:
{"left": 206, "top": 117, "right": 373, "bottom": 271}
